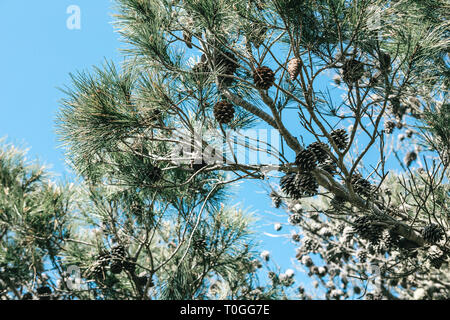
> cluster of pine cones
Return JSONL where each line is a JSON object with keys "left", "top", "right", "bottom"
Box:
{"left": 280, "top": 129, "right": 348, "bottom": 200}
{"left": 352, "top": 215, "right": 385, "bottom": 244}
{"left": 349, "top": 173, "right": 374, "bottom": 198}
{"left": 21, "top": 286, "right": 52, "bottom": 300}
{"left": 192, "top": 51, "right": 279, "bottom": 125}
{"left": 352, "top": 216, "right": 445, "bottom": 250}
{"left": 203, "top": 57, "right": 306, "bottom": 124}
{"left": 90, "top": 244, "right": 136, "bottom": 280}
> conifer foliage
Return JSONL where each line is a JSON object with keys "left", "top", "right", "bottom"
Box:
{"left": 0, "top": 140, "right": 289, "bottom": 300}
{"left": 50, "top": 0, "right": 450, "bottom": 300}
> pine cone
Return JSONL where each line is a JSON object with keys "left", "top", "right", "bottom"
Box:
{"left": 429, "top": 254, "right": 446, "bottom": 270}
{"left": 405, "top": 129, "right": 414, "bottom": 138}
{"left": 270, "top": 191, "right": 282, "bottom": 208}
{"left": 36, "top": 286, "right": 52, "bottom": 300}
{"left": 330, "top": 195, "right": 346, "bottom": 212}
{"left": 193, "top": 237, "right": 208, "bottom": 252}
{"left": 183, "top": 31, "right": 193, "bottom": 49}
{"left": 280, "top": 173, "right": 319, "bottom": 199}
{"left": 253, "top": 66, "right": 275, "bottom": 90}
{"left": 350, "top": 174, "right": 372, "bottom": 198}
{"left": 288, "top": 58, "right": 302, "bottom": 81}
{"left": 91, "top": 263, "right": 106, "bottom": 280}
{"left": 112, "top": 243, "right": 126, "bottom": 255}
{"left": 353, "top": 216, "right": 384, "bottom": 244}
{"left": 123, "top": 258, "right": 136, "bottom": 273}
{"left": 22, "top": 292, "right": 33, "bottom": 300}
{"left": 214, "top": 100, "right": 235, "bottom": 124}
{"left": 330, "top": 129, "right": 349, "bottom": 150}
{"left": 385, "top": 230, "right": 401, "bottom": 249}
{"left": 319, "top": 159, "right": 338, "bottom": 175}
{"left": 307, "top": 142, "right": 330, "bottom": 164}
{"left": 378, "top": 51, "right": 391, "bottom": 73}
{"left": 390, "top": 97, "right": 406, "bottom": 120}
{"left": 280, "top": 173, "right": 303, "bottom": 199}
{"left": 281, "top": 173, "right": 318, "bottom": 199}
{"left": 296, "top": 173, "right": 319, "bottom": 197}
{"left": 97, "top": 252, "right": 111, "bottom": 267}
{"left": 318, "top": 266, "right": 328, "bottom": 277}
{"left": 110, "top": 260, "right": 123, "bottom": 274}
{"left": 384, "top": 120, "right": 396, "bottom": 134}
{"left": 342, "top": 59, "right": 364, "bottom": 84}
{"left": 303, "top": 239, "right": 320, "bottom": 254}
{"left": 215, "top": 51, "right": 238, "bottom": 84}
{"left": 404, "top": 151, "right": 417, "bottom": 167}
{"left": 109, "top": 244, "right": 126, "bottom": 274}
{"left": 422, "top": 223, "right": 445, "bottom": 244}
{"left": 146, "top": 165, "right": 162, "bottom": 183}
{"left": 295, "top": 149, "right": 317, "bottom": 172}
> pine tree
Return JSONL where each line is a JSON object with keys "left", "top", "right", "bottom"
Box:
{"left": 54, "top": 0, "right": 449, "bottom": 300}
{"left": 0, "top": 140, "right": 289, "bottom": 300}
{"left": 282, "top": 173, "right": 449, "bottom": 300}
{"left": 0, "top": 140, "right": 72, "bottom": 300}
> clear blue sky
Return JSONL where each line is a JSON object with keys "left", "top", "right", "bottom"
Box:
{"left": 0, "top": 0, "right": 331, "bottom": 295}
{"left": 0, "top": 1, "right": 121, "bottom": 176}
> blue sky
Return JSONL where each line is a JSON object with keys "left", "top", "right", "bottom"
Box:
{"left": 0, "top": 1, "right": 120, "bottom": 176}
{"left": 0, "top": 0, "right": 316, "bottom": 293}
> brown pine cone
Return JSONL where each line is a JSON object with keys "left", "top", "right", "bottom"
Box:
{"left": 214, "top": 100, "right": 235, "bottom": 124}
{"left": 253, "top": 66, "right": 275, "bottom": 90}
